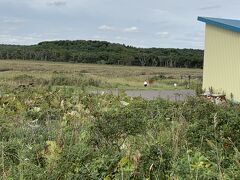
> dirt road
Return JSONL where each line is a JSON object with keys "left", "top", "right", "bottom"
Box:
{"left": 94, "top": 89, "right": 196, "bottom": 101}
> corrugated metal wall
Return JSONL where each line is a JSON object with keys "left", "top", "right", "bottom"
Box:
{"left": 203, "top": 24, "right": 240, "bottom": 101}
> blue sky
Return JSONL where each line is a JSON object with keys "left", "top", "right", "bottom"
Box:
{"left": 0, "top": 0, "right": 239, "bottom": 49}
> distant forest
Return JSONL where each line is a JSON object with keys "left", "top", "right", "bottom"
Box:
{"left": 0, "top": 40, "right": 204, "bottom": 68}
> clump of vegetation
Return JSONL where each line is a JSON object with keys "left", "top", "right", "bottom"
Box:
{"left": 13, "top": 74, "right": 48, "bottom": 85}
{"left": 0, "top": 84, "right": 240, "bottom": 179}
{"left": 0, "top": 68, "right": 12, "bottom": 72}
{"left": 49, "top": 74, "right": 104, "bottom": 87}
{"left": 148, "top": 74, "right": 167, "bottom": 85}
{"left": 12, "top": 73, "right": 109, "bottom": 89}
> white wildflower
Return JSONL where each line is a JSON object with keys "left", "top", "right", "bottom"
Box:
{"left": 27, "top": 145, "right": 32, "bottom": 150}
{"left": 33, "top": 107, "right": 41, "bottom": 112}
{"left": 28, "top": 123, "right": 40, "bottom": 129}
{"left": 120, "top": 101, "right": 129, "bottom": 106}
{"left": 69, "top": 111, "right": 78, "bottom": 116}
{"left": 31, "top": 119, "right": 38, "bottom": 123}
{"left": 60, "top": 100, "right": 64, "bottom": 109}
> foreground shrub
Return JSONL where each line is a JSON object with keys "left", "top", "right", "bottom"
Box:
{"left": 0, "top": 86, "right": 240, "bottom": 179}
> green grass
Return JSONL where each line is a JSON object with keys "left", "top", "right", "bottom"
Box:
{"left": 0, "top": 60, "right": 203, "bottom": 90}
{"left": 1, "top": 60, "right": 240, "bottom": 179}
{"left": 0, "top": 85, "right": 240, "bottom": 179}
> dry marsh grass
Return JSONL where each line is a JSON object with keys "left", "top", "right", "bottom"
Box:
{"left": 0, "top": 60, "right": 203, "bottom": 89}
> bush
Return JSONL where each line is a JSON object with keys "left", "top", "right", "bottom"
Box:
{"left": 50, "top": 74, "right": 103, "bottom": 87}
{"left": 1, "top": 86, "right": 240, "bottom": 179}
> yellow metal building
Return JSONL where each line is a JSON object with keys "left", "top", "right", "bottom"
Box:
{"left": 198, "top": 17, "right": 240, "bottom": 101}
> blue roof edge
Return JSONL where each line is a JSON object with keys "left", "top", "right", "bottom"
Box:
{"left": 198, "top": 16, "right": 240, "bottom": 33}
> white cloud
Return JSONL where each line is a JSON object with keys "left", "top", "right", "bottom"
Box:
{"left": 17, "top": 0, "right": 95, "bottom": 10}
{"left": 199, "top": 5, "right": 221, "bottom": 11}
{"left": 47, "top": 1, "right": 67, "bottom": 6}
{"left": 0, "top": 17, "right": 27, "bottom": 33}
{"left": 0, "top": 34, "right": 39, "bottom": 45}
{"left": 98, "top": 25, "right": 115, "bottom": 31}
{"left": 0, "top": 32, "right": 65, "bottom": 45}
{"left": 123, "top": 26, "right": 139, "bottom": 33}
{"left": 2, "top": 19, "right": 25, "bottom": 24}
{"left": 156, "top": 31, "right": 169, "bottom": 38}
{"left": 1, "top": 17, "right": 26, "bottom": 25}
{"left": 91, "top": 35, "right": 105, "bottom": 40}
{"left": 115, "top": 36, "right": 127, "bottom": 40}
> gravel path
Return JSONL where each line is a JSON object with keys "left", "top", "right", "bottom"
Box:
{"left": 94, "top": 89, "right": 196, "bottom": 101}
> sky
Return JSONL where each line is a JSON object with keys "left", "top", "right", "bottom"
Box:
{"left": 0, "top": 0, "right": 240, "bottom": 49}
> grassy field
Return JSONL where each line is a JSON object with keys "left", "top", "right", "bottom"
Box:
{"left": 2, "top": 60, "right": 240, "bottom": 179}
{"left": 0, "top": 60, "right": 203, "bottom": 90}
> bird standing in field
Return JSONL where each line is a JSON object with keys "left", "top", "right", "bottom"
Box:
{"left": 144, "top": 80, "right": 148, "bottom": 87}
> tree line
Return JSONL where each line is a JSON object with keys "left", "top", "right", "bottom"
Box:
{"left": 0, "top": 40, "right": 204, "bottom": 68}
